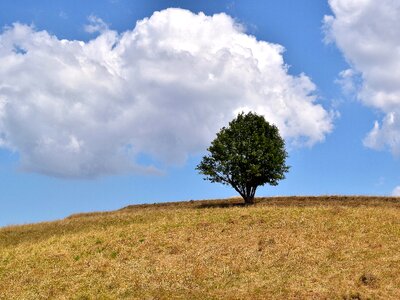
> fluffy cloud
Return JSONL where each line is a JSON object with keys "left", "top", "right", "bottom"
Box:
{"left": 392, "top": 186, "right": 400, "bottom": 197}
{"left": 0, "top": 8, "right": 332, "bottom": 178}
{"left": 325, "top": 0, "right": 400, "bottom": 154}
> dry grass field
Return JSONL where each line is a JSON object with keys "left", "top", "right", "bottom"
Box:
{"left": 1, "top": 196, "right": 400, "bottom": 299}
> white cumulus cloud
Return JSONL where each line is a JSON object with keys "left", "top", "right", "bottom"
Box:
{"left": 325, "top": 0, "right": 400, "bottom": 155}
{"left": 392, "top": 186, "right": 400, "bottom": 196}
{"left": 0, "top": 8, "right": 332, "bottom": 178}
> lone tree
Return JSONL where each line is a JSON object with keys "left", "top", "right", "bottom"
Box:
{"left": 196, "top": 112, "right": 289, "bottom": 204}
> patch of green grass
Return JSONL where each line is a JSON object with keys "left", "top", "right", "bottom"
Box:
{"left": 1, "top": 196, "right": 400, "bottom": 299}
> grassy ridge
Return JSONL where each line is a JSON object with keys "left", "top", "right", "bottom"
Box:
{"left": 1, "top": 196, "right": 400, "bottom": 299}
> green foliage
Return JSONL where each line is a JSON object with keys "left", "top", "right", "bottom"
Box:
{"left": 196, "top": 112, "right": 289, "bottom": 204}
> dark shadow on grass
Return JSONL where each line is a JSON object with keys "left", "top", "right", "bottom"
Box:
{"left": 196, "top": 202, "right": 248, "bottom": 209}
{"left": 194, "top": 196, "right": 400, "bottom": 209}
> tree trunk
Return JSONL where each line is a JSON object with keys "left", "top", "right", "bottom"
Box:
{"left": 242, "top": 185, "right": 257, "bottom": 204}
{"left": 232, "top": 184, "right": 257, "bottom": 205}
{"left": 243, "top": 195, "right": 255, "bottom": 205}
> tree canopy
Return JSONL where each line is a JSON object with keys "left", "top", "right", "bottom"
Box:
{"left": 196, "top": 112, "right": 289, "bottom": 204}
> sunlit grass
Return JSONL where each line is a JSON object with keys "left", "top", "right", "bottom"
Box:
{"left": 1, "top": 196, "right": 400, "bottom": 299}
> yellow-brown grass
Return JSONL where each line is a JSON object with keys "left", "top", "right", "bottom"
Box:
{"left": 1, "top": 196, "right": 400, "bottom": 299}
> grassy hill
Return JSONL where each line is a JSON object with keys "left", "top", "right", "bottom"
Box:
{"left": 1, "top": 196, "right": 400, "bottom": 299}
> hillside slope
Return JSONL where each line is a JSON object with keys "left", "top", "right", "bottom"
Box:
{"left": 1, "top": 196, "right": 400, "bottom": 299}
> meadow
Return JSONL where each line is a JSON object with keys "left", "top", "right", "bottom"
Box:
{"left": 1, "top": 196, "right": 400, "bottom": 299}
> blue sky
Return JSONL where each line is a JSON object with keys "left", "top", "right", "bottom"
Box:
{"left": 1, "top": 0, "right": 400, "bottom": 226}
